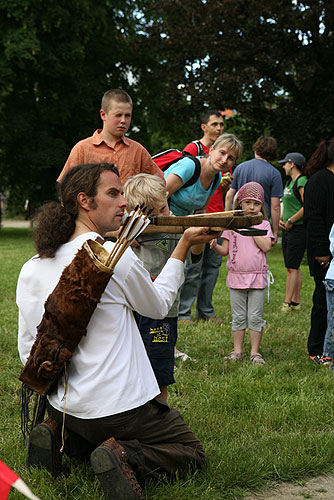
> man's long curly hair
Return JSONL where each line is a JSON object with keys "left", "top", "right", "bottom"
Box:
{"left": 33, "top": 163, "right": 119, "bottom": 258}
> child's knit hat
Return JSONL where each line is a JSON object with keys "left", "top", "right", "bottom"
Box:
{"left": 237, "top": 182, "right": 264, "bottom": 205}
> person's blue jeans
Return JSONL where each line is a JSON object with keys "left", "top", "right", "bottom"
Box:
{"left": 178, "top": 241, "right": 222, "bottom": 320}
{"left": 322, "top": 279, "right": 334, "bottom": 358}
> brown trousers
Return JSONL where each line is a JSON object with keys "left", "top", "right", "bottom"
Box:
{"left": 48, "top": 399, "right": 206, "bottom": 479}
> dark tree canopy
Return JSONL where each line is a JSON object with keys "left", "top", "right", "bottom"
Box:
{"left": 137, "top": 0, "right": 334, "bottom": 156}
{"left": 0, "top": 0, "right": 143, "bottom": 208}
{"left": 1, "top": 0, "right": 334, "bottom": 210}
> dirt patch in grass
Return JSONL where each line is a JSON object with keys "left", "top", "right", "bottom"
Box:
{"left": 245, "top": 474, "right": 334, "bottom": 499}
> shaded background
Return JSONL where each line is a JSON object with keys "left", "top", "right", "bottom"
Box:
{"left": 0, "top": 0, "right": 333, "bottom": 213}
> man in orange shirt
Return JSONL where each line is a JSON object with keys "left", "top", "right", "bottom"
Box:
{"left": 57, "top": 89, "right": 163, "bottom": 185}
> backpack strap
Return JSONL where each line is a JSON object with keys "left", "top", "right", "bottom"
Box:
{"left": 181, "top": 153, "right": 201, "bottom": 189}
{"left": 291, "top": 174, "right": 304, "bottom": 205}
{"left": 166, "top": 153, "right": 202, "bottom": 208}
{"left": 191, "top": 140, "right": 205, "bottom": 156}
{"left": 166, "top": 155, "right": 219, "bottom": 208}
{"left": 152, "top": 148, "right": 179, "bottom": 160}
{"left": 213, "top": 173, "right": 220, "bottom": 188}
{"left": 176, "top": 153, "right": 219, "bottom": 190}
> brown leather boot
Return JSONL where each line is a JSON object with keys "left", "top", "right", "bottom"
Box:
{"left": 90, "top": 437, "right": 144, "bottom": 500}
{"left": 26, "top": 417, "right": 63, "bottom": 477}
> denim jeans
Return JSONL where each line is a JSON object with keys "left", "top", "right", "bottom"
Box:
{"left": 178, "top": 241, "right": 222, "bottom": 320}
{"left": 323, "top": 279, "right": 334, "bottom": 358}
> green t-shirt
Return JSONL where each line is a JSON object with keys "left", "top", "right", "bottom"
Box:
{"left": 282, "top": 175, "right": 308, "bottom": 225}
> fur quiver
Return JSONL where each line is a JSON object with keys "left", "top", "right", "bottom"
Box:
{"left": 19, "top": 239, "right": 114, "bottom": 396}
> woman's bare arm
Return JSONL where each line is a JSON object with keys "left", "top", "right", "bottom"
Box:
{"left": 165, "top": 173, "right": 184, "bottom": 197}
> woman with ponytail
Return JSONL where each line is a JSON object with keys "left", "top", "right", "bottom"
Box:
{"left": 33, "top": 163, "right": 119, "bottom": 258}
{"left": 303, "top": 138, "right": 334, "bottom": 364}
{"left": 17, "top": 161, "right": 218, "bottom": 491}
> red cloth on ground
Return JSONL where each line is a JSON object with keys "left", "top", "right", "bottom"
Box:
{"left": 0, "top": 460, "right": 19, "bottom": 500}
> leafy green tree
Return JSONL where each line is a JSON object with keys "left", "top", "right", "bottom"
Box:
{"left": 137, "top": 0, "right": 334, "bottom": 157}
{"left": 1, "top": 0, "right": 334, "bottom": 211}
{"left": 0, "top": 0, "right": 145, "bottom": 211}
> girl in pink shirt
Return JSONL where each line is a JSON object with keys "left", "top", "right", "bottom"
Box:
{"left": 211, "top": 182, "right": 273, "bottom": 364}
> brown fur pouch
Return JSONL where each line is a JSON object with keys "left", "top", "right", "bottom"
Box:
{"left": 20, "top": 239, "right": 113, "bottom": 395}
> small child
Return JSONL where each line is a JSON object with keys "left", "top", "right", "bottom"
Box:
{"left": 123, "top": 174, "right": 180, "bottom": 401}
{"left": 211, "top": 182, "right": 274, "bottom": 364}
{"left": 322, "top": 223, "right": 334, "bottom": 365}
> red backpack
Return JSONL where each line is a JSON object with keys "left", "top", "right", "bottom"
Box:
{"left": 152, "top": 150, "right": 202, "bottom": 188}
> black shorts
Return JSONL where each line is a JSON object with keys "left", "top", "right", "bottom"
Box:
{"left": 282, "top": 225, "right": 306, "bottom": 269}
{"left": 133, "top": 313, "right": 177, "bottom": 387}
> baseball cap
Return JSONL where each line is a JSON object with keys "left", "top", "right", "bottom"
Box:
{"left": 277, "top": 152, "right": 306, "bottom": 168}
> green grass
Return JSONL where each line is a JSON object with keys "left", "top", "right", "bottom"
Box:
{"left": 1, "top": 228, "right": 333, "bottom": 500}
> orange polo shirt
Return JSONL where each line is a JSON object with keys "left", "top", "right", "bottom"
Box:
{"left": 57, "top": 130, "right": 163, "bottom": 185}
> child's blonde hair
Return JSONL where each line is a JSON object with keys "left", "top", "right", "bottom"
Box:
{"left": 123, "top": 174, "right": 168, "bottom": 212}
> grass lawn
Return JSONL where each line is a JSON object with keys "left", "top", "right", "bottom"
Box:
{"left": 1, "top": 228, "right": 334, "bottom": 500}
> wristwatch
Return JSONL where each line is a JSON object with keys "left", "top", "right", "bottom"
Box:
{"left": 287, "top": 218, "right": 293, "bottom": 225}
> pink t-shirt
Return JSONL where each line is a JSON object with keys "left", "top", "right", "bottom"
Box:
{"left": 223, "top": 220, "right": 273, "bottom": 289}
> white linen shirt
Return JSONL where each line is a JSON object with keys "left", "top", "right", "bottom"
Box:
{"left": 17, "top": 232, "right": 184, "bottom": 419}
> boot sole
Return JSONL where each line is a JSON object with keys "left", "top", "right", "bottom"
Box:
{"left": 91, "top": 447, "right": 141, "bottom": 500}
{"left": 27, "top": 424, "right": 59, "bottom": 477}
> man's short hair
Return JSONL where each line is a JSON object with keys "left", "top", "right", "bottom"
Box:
{"left": 124, "top": 174, "right": 167, "bottom": 212}
{"left": 201, "top": 109, "right": 223, "bottom": 125}
{"left": 101, "top": 89, "right": 133, "bottom": 113}
{"left": 253, "top": 136, "right": 277, "bottom": 162}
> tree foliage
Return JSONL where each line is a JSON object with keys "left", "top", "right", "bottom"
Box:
{"left": 0, "top": 0, "right": 143, "bottom": 208}
{"left": 1, "top": 0, "right": 334, "bottom": 209}
{"left": 137, "top": 0, "right": 334, "bottom": 156}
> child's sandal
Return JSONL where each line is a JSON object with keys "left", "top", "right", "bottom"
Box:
{"left": 250, "top": 353, "right": 265, "bottom": 365}
{"left": 223, "top": 351, "right": 244, "bottom": 362}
